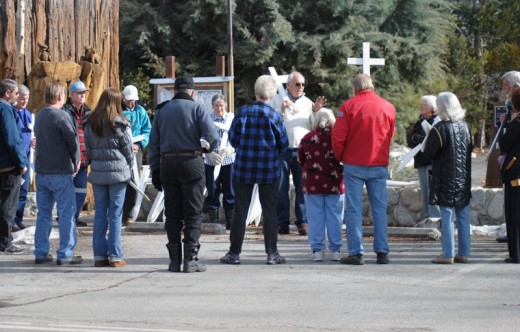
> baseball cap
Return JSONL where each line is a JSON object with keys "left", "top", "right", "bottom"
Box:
{"left": 123, "top": 85, "right": 139, "bottom": 100}
{"left": 175, "top": 76, "right": 194, "bottom": 90}
{"left": 69, "top": 81, "right": 88, "bottom": 93}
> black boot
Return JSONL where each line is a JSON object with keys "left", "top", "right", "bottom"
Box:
{"left": 183, "top": 244, "right": 207, "bottom": 273}
{"left": 208, "top": 208, "right": 219, "bottom": 223}
{"left": 224, "top": 208, "right": 234, "bottom": 230}
{"left": 166, "top": 243, "right": 182, "bottom": 272}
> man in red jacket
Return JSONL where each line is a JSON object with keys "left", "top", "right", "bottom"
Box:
{"left": 332, "top": 74, "right": 395, "bottom": 265}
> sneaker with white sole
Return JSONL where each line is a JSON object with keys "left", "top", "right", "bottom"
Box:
{"left": 310, "top": 251, "right": 324, "bottom": 262}
{"left": 331, "top": 251, "right": 341, "bottom": 261}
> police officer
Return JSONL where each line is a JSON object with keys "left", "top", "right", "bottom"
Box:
{"left": 148, "top": 76, "right": 218, "bottom": 273}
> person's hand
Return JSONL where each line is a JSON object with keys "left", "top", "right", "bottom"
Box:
{"left": 72, "top": 163, "right": 80, "bottom": 177}
{"left": 30, "top": 138, "right": 36, "bottom": 149}
{"left": 411, "top": 133, "right": 425, "bottom": 144}
{"left": 200, "top": 139, "right": 210, "bottom": 151}
{"left": 152, "top": 169, "right": 162, "bottom": 191}
{"left": 512, "top": 112, "right": 519, "bottom": 121}
{"left": 133, "top": 144, "right": 140, "bottom": 155}
{"left": 219, "top": 146, "right": 235, "bottom": 157}
{"left": 312, "top": 96, "right": 327, "bottom": 112}
{"left": 20, "top": 167, "right": 27, "bottom": 175}
{"left": 208, "top": 152, "right": 223, "bottom": 165}
{"left": 281, "top": 98, "right": 294, "bottom": 114}
{"left": 500, "top": 113, "right": 506, "bottom": 124}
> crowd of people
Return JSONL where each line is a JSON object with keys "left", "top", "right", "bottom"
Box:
{"left": 0, "top": 69, "right": 517, "bottom": 271}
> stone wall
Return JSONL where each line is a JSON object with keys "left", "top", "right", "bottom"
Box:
{"left": 23, "top": 185, "right": 505, "bottom": 226}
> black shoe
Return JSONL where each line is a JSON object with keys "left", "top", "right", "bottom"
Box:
{"left": 504, "top": 257, "right": 519, "bottom": 263}
{"left": 376, "top": 252, "right": 389, "bottom": 264}
{"left": 340, "top": 254, "right": 364, "bottom": 265}
{"left": 76, "top": 220, "right": 88, "bottom": 227}
{"left": 183, "top": 260, "right": 207, "bottom": 273}
{"left": 57, "top": 256, "right": 83, "bottom": 265}
{"left": 0, "top": 244, "right": 26, "bottom": 255}
{"left": 496, "top": 235, "right": 508, "bottom": 243}
{"left": 220, "top": 252, "right": 240, "bottom": 264}
{"left": 266, "top": 252, "right": 286, "bottom": 265}
{"left": 35, "top": 255, "right": 53, "bottom": 264}
{"left": 278, "top": 226, "right": 290, "bottom": 235}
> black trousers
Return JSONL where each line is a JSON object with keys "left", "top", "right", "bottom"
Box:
{"left": 504, "top": 182, "right": 520, "bottom": 262}
{"left": 0, "top": 169, "right": 21, "bottom": 248}
{"left": 229, "top": 178, "right": 279, "bottom": 255}
{"left": 161, "top": 155, "right": 204, "bottom": 246}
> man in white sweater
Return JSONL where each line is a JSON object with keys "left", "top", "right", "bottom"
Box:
{"left": 270, "top": 71, "right": 327, "bottom": 235}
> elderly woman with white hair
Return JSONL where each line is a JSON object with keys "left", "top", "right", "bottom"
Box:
{"left": 424, "top": 92, "right": 473, "bottom": 264}
{"left": 407, "top": 95, "right": 441, "bottom": 221}
{"left": 297, "top": 108, "right": 344, "bottom": 261}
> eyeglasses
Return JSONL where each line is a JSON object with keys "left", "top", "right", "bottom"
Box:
{"left": 294, "top": 82, "right": 305, "bottom": 87}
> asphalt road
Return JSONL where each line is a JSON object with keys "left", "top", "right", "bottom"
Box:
{"left": 1, "top": 226, "right": 518, "bottom": 332}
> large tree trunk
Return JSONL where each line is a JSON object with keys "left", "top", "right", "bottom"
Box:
{"left": 0, "top": 0, "right": 119, "bottom": 111}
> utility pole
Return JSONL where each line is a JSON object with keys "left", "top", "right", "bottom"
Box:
{"left": 227, "top": 0, "right": 234, "bottom": 111}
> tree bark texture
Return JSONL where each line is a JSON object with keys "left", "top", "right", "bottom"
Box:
{"left": 0, "top": 0, "right": 119, "bottom": 111}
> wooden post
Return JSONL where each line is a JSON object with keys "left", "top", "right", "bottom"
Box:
{"left": 216, "top": 55, "right": 225, "bottom": 76}
{"left": 165, "top": 56, "right": 175, "bottom": 78}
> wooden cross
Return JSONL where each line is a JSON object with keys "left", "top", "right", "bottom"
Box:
{"left": 347, "top": 42, "right": 385, "bottom": 76}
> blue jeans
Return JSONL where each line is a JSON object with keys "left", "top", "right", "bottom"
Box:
{"left": 304, "top": 194, "right": 344, "bottom": 252}
{"left": 440, "top": 205, "right": 471, "bottom": 258}
{"left": 277, "top": 149, "right": 306, "bottom": 226}
{"left": 34, "top": 173, "right": 77, "bottom": 260}
{"left": 344, "top": 164, "right": 389, "bottom": 256}
{"left": 13, "top": 168, "right": 30, "bottom": 226}
{"left": 73, "top": 165, "right": 88, "bottom": 220}
{"left": 92, "top": 182, "right": 127, "bottom": 262}
{"left": 204, "top": 163, "right": 235, "bottom": 210}
{"left": 417, "top": 165, "right": 440, "bottom": 219}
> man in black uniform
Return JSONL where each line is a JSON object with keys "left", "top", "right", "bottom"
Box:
{"left": 148, "top": 76, "right": 218, "bottom": 273}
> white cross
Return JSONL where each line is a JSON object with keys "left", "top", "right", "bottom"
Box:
{"left": 268, "top": 67, "right": 289, "bottom": 99}
{"left": 347, "top": 42, "right": 385, "bottom": 76}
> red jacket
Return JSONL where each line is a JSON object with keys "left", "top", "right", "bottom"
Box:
{"left": 332, "top": 90, "right": 395, "bottom": 166}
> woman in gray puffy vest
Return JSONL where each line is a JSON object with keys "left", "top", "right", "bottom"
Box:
{"left": 84, "top": 88, "right": 133, "bottom": 268}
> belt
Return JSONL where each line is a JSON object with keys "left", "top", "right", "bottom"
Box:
{"left": 161, "top": 151, "right": 202, "bottom": 157}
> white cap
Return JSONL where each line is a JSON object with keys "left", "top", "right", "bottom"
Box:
{"left": 123, "top": 85, "right": 139, "bottom": 101}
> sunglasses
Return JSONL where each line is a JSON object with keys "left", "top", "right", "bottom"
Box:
{"left": 294, "top": 82, "right": 306, "bottom": 87}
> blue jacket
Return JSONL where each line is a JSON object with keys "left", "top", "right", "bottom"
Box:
{"left": 16, "top": 108, "right": 32, "bottom": 156}
{"left": 122, "top": 102, "right": 151, "bottom": 148}
{"left": 0, "top": 99, "right": 28, "bottom": 171}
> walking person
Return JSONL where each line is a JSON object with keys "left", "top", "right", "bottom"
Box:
{"left": 297, "top": 108, "right": 344, "bottom": 261}
{"left": 332, "top": 74, "right": 395, "bottom": 265}
{"left": 203, "top": 94, "right": 235, "bottom": 229}
{"left": 424, "top": 92, "right": 472, "bottom": 264}
{"left": 148, "top": 76, "right": 218, "bottom": 273}
{"left": 34, "top": 82, "right": 82, "bottom": 265}
{"left": 84, "top": 88, "right": 134, "bottom": 267}
{"left": 0, "top": 79, "right": 27, "bottom": 254}
{"left": 220, "top": 75, "right": 289, "bottom": 265}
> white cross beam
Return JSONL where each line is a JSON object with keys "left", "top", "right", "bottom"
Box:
{"left": 268, "top": 67, "right": 289, "bottom": 99}
{"left": 347, "top": 42, "right": 385, "bottom": 76}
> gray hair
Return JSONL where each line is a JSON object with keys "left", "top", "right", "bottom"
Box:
{"left": 18, "top": 84, "right": 30, "bottom": 96}
{"left": 310, "top": 108, "right": 336, "bottom": 130}
{"left": 436, "top": 92, "right": 466, "bottom": 122}
{"left": 502, "top": 71, "right": 520, "bottom": 96}
{"left": 353, "top": 74, "right": 374, "bottom": 93}
{"left": 254, "top": 75, "right": 277, "bottom": 100}
{"left": 287, "top": 71, "right": 304, "bottom": 84}
{"left": 211, "top": 94, "right": 226, "bottom": 107}
{"left": 420, "top": 95, "right": 437, "bottom": 113}
{"left": 0, "top": 79, "right": 18, "bottom": 97}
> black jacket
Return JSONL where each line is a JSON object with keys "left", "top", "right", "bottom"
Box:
{"left": 423, "top": 120, "right": 472, "bottom": 207}
{"left": 499, "top": 116, "right": 520, "bottom": 184}
{"left": 407, "top": 115, "right": 437, "bottom": 168}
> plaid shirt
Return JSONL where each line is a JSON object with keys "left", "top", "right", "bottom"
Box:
{"left": 229, "top": 100, "right": 288, "bottom": 184}
{"left": 63, "top": 100, "right": 90, "bottom": 167}
{"left": 204, "top": 112, "right": 235, "bottom": 166}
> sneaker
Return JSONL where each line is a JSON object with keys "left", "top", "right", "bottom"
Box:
{"left": 57, "top": 256, "right": 83, "bottom": 265}
{"left": 76, "top": 220, "right": 88, "bottom": 227}
{"left": 35, "top": 255, "right": 53, "bottom": 264}
{"left": 331, "top": 251, "right": 341, "bottom": 261}
{"left": 431, "top": 255, "right": 454, "bottom": 264}
{"left": 266, "top": 252, "right": 286, "bottom": 265}
{"left": 297, "top": 224, "right": 308, "bottom": 236}
{"left": 10, "top": 224, "right": 21, "bottom": 232}
{"left": 109, "top": 260, "right": 127, "bottom": 268}
{"left": 94, "top": 260, "right": 110, "bottom": 267}
{"left": 278, "top": 226, "right": 290, "bottom": 235}
{"left": 504, "top": 257, "right": 518, "bottom": 263}
{"left": 0, "top": 244, "right": 26, "bottom": 255}
{"left": 376, "top": 252, "right": 389, "bottom": 264}
{"left": 454, "top": 255, "right": 468, "bottom": 263}
{"left": 220, "top": 252, "right": 240, "bottom": 264}
{"left": 310, "top": 251, "right": 324, "bottom": 262}
{"left": 340, "top": 254, "right": 364, "bottom": 265}
{"left": 16, "top": 223, "right": 27, "bottom": 230}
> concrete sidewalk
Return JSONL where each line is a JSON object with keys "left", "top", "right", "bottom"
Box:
{"left": 1, "top": 223, "right": 518, "bottom": 332}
